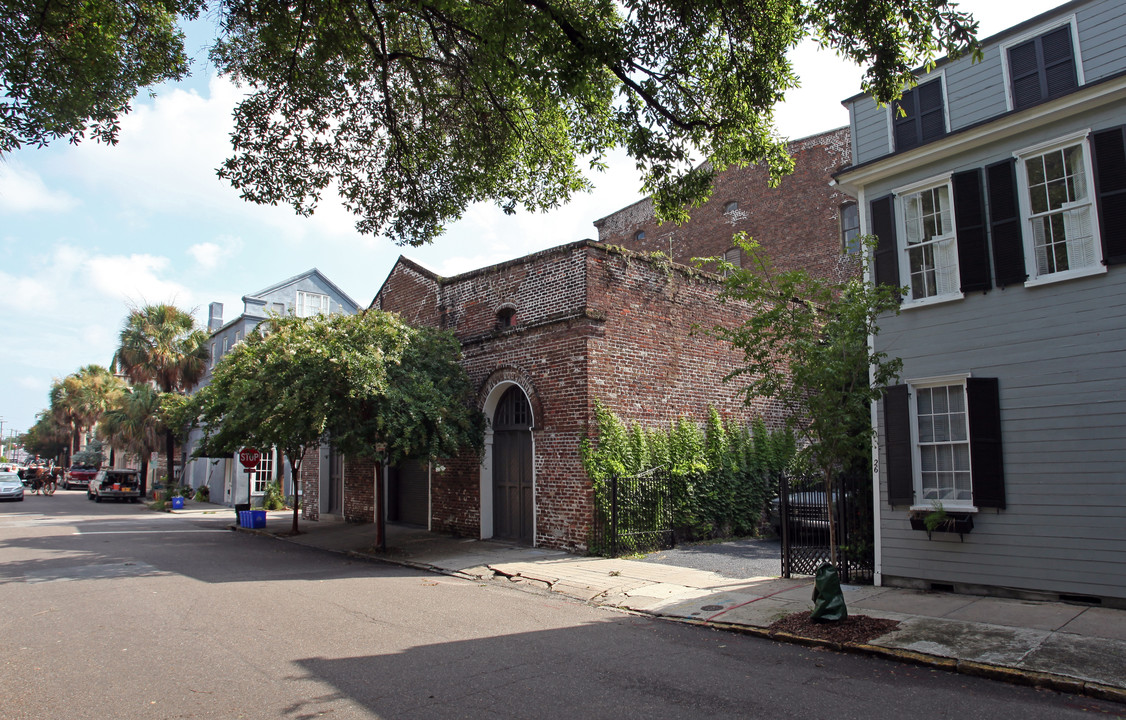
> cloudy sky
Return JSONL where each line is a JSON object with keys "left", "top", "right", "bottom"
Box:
{"left": 0, "top": 1, "right": 1061, "bottom": 440}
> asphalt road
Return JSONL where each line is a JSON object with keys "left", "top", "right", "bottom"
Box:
{"left": 2, "top": 491, "right": 1122, "bottom": 719}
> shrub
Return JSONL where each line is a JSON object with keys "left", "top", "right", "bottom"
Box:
{"left": 262, "top": 481, "right": 286, "bottom": 510}
{"left": 582, "top": 400, "right": 795, "bottom": 548}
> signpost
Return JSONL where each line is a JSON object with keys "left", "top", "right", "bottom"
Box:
{"left": 239, "top": 448, "right": 261, "bottom": 520}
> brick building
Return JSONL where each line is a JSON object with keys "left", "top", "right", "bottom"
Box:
{"left": 326, "top": 242, "right": 768, "bottom": 550}
{"left": 302, "top": 128, "right": 857, "bottom": 551}
{"left": 594, "top": 127, "right": 856, "bottom": 281}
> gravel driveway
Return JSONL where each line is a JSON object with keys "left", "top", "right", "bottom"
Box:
{"left": 638, "top": 537, "right": 781, "bottom": 579}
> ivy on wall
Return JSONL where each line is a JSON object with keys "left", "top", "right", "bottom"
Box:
{"left": 581, "top": 401, "right": 795, "bottom": 540}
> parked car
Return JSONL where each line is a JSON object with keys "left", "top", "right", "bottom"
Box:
{"left": 65, "top": 465, "right": 99, "bottom": 490}
{"left": 0, "top": 471, "right": 23, "bottom": 501}
{"left": 88, "top": 469, "right": 142, "bottom": 503}
{"left": 769, "top": 489, "right": 838, "bottom": 537}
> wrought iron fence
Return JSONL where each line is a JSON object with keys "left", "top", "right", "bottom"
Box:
{"left": 589, "top": 469, "right": 676, "bottom": 557}
{"left": 779, "top": 472, "right": 873, "bottom": 583}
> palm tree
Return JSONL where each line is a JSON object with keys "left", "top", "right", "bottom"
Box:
{"left": 114, "top": 304, "right": 210, "bottom": 493}
{"left": 48, "top": 374, "right": 84, "bottom": 463}
{"left": 49, "top": 365, "right": 125, "bottom": 465}
{"left": 99, "top": 384, "right": 164, "bottom": 495}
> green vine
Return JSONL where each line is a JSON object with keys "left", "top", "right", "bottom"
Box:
{"left": 581, "top": 401, "right": 795, "bottom": 549}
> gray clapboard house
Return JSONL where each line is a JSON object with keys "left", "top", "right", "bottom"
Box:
{"left": 182, "top": 269, "right": 360, "bottom": 507}
{"left": 836, "top": 0, "right": 1126, "bottom": 604}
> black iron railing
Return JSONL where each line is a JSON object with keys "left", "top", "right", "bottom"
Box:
{"left": 589, "top": 469, "right": 676, "bottom": 557}
{"left": 779, "top": 472, "right": 873, "bottom": 583}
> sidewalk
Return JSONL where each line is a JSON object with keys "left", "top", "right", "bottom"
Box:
{"left": 171, "top": 503, "right": 1126, "bottom": 704}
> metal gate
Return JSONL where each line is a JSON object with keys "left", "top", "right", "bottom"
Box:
{"left": 779, "top": 472, "right": 873, "bottom": 583}
{"left": 589, "top": 470, "right": 675, "bottom": 557}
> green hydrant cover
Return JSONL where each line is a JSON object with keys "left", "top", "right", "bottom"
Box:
{"left": 810, "top": 562, "right": 848, "bottom": 622}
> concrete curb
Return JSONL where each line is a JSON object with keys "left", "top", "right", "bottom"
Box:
{"left": 707, "top": 620, "right": 1124, "bottom": 705}
{"left": 235, "top": 524, "right": 1125, "bottom": 707}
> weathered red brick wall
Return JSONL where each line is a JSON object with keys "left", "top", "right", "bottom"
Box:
{"left": 373, "top": 242, "right": 772, "bottom": 551}
{"left": 583, "top": 245, "right": 780, "bottom": 430}
{"left": 594, "top": 127, "right": 855, "bottom": 282}
{"left": 299, "top": 448, "right": 319, "bottom": 521}
{"left": 371, "top": 258, "right": 443, "bottom": 326}
{"left": 343, "top": 456, "right": 377, "bottom": 523}
{"left": 380, "top": 245, "right": 594, "bottom": 546}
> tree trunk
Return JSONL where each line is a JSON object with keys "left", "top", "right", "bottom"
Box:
{"left": 289, "top": 450, "right": 301, "bottom": 535}
{"left": 164, "top": 428, "right": 176, "bottom": 497}
{"left": 140, "top": 456, "right": 150, "bottom": 497}
{"left": 375, "top": 461, "right": 385, "bottom": 551}
{"left": 824, "top": 467, "right": 838, "bottom": 568}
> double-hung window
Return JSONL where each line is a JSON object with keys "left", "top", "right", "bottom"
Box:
{"left": 896, "top": 178, "right": 959, "bottom": 302}
{"left": 913, "top": 381, "right": 972, "bottom": 506}
{"left": 296, "top": 291, "right": 330, "bottom": 317}
{"left": 1015, "top": 132, "right": 1103, "bottom": 283}
{"left": 253, "top": 451, "right": 273, "bottom": 494}
{"left": 884, "top": 378, "right": 1005, "bottom": 511}
{"left": 840, "top": 202, "right": 860, "bottom": 254}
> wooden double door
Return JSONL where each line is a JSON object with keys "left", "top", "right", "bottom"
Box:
{"left": 492, "top": 387, "right": 533, "bottom": 544}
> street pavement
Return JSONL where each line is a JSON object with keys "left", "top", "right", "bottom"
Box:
{"left": 171, "top": 502, "right": 1126, "bottom": 706}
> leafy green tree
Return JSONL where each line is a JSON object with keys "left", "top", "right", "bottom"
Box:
{"left": 0, "top": 0, "right": 201, "bottom": 153}
{"left": 188, "top": 310, "right": 484, "bottom": 534}
{"left": 24, "top": 411, "right": 68, "bottom": 461}
{"left": 710, "top": 236, "right": 903, "bottom": 565}
{"left": 99, "top": 384, "right": 167, "bottom": 495}
{"left": 4, "top": 0, "right": 978, "bottom": 243}
{"left": 46, "top": 365, "right": 124, "bottom": 463}
{"left": 113, "top": 303, "right": 210, "bottom": 489}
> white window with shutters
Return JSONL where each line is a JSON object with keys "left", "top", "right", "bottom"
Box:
{"left": 1015, "top": 131, "right": 1105, "bottom": 286}
{"left": 907, "top": 375, "right": 974, "bottom": 511}
{"left": 894, "top": 174, "right": 961, "bottom": 305}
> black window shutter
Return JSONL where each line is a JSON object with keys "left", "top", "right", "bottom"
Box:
{"left": 894, "top": 80, "right": 945, "bottom": 151}
{"left": 917, "top": 80, "right": 946, "bottom": 143}
{"left": 893, "top": 91, "right": 920, "bottom": 150}
{"left": 1041, "top": 26, "right": 1078, "bottom": 100}
{"left": 967, "top": 378, "right": 1005, "bottom": 509}
{"left": 985, "top": 159, "right": 1028, "bottom": 286}
{"left": 952, "top": 169, "right": 992, "bottom": 292}
{"left": 1092, "top": 126, "right": 1126, "bottom": 265}
{"left": 884, "top": 384, "right": 914, "bottom": 507}
{"left": 1009, "top": 39, "right": 1042, "bottom": 109}
{"left": 1009, "top": 27, "right": 1077, "bottom": 110}
{"left": 870, "top": 194, "right": 901, "bottom": 293}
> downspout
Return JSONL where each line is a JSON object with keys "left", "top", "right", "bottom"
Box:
{"left": 857, "top": 186, "right": 884, "bottom": 587}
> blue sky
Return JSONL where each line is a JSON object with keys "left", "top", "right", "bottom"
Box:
{"left": 0, "top": 1, "right": 1060, "bottom": 440}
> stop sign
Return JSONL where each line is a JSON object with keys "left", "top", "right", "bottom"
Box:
{"left": 239, "top": 447, "right": 262, "bottom": 469}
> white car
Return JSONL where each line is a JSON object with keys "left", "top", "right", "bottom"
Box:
{"left": 0, "top": 471, "right": 24, "bottom": 501}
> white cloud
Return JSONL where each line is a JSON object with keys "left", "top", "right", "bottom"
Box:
{"left": 0, "top": 161, "right": 79, "bottom": 213}
{"left": 189, "top": 237, "right": 241, "bottom": 269}
{"left": 87, "top": 253, "right": 193, "bottom": 306}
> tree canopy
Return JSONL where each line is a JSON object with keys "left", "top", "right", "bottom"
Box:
{"left": 188, "top": 309, "right": 484, "bottom": 533}
{"left": 114, "top": 303, "right": 210, "bottom": 487}
{"left": 3, "top": 0, "right": 978, "bottom": 243}
{"left": 0, "top": 0, "right": 201, "bottom": 153}
{"left": 710, "top": 236, "right": 903, "bottom": 564}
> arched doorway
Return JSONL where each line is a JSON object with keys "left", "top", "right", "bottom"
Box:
{"left": 492, "top": 385, "right": 533, "bottom": 543}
